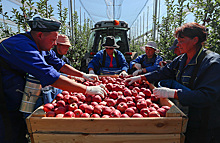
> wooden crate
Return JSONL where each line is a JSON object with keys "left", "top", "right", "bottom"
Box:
{"left": 26, "top": 98, "right": 187, "bottom": 143}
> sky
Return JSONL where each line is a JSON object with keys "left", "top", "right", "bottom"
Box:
{"left": 1, "top": 0, "right": 195, "bottom": 37}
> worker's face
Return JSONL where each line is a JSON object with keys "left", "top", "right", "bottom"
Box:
{"left": 177, "top": 36, "right": 198, "bottom": 54}
{"left": 38, "top": 31, "right": 58, "bottom": 51}
{"left": 145, "top": 47, "right": 155, "bottom": 58}
{"left": 105, "top": 46, "right": 115, "bottom": 55}
{"left": 174, "top": 47, "right": 181, "bottom": 56}
{"left": 57, "top": 43, "right": 70, "bottom": 55}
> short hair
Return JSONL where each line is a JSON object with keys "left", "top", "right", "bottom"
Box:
{"left": 174, "top": 22, "right": 208, "bottom": 47}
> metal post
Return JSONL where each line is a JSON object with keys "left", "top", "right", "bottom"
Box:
{"left": 153, "top": 0, "right": 158, "bottom": 40}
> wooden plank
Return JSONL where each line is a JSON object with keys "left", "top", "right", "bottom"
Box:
{"left": 29, "top": 117, "right": 183, "bottom": 134}
{"left": 33, "top": 133, "right": 181, "bottom": 143}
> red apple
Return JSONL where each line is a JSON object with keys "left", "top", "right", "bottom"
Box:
{"left": 149, "top": 111, "right": 160, "bottom": 117}
{"left": 143, "top": 88, "right": 152, "bottom": 97}
{"left": 132, "top": 113, "right": 143, "bottom": 118}
{"left": 93, "top": 105, "right": 102, "bottom": 115}
{"left": 102, "top": 107, "right": 113, "bottom": 115}
{"left": 157, "top": 108, "right": 167, "bottom": 117}
{"left": 91, "top": 114, "right": 100, "bottom": 118}
{"left": 68, "top": 96, "right": 79, "bottom": 104}
{"left": 146, "top": 99, "right": 153, "bottom": 107}
{"left": 99, "top": 101, "right": 107, "bottom": 106}
{"left": 56, "top": 114, "right": 64, "bottom": 118}
{"left": 102, "top": 115, "right": 110, "bottom": 118}
{"left": 55, "top": 93, "right": 64, "bottom": 101}
{"left": 109, "top": 91, "right": 118, "bottom": 99}
{"left": 117, "top": 102, "right": 128, "bottom": 113}
{"left": 127, "top": 101, "right": 136, "bottom": 107}
{"left": 64, "top": 111, "right": 75, "bottom": 117}
{"left": 110, "top": 109, "right": 121, "bottom": 118}
{"left": 124, "top": 89, "right": 132, "bottom": 96}
{"left": 121, "top": 114, "right": 130, "bottom": 118}
{"left": 81, "top": 113, "right": 90, "bottom": 118}
{"left": 85, "top": 105, "right": 94, "bottom": 114}
{"left": 116, "top": 96, "right": 127, "bottom": 104}
{"left": 79, "top": 103, "right": 88, "bottom": 112}
{"left": 62, "top": 91, "right": 69, "bottom": 96}
{"left": 161, "top": 106, "right": 170, "bottom": 111}
{"left": 54, "top": 106, "right": 66, "bottom": 114}
{"left": 106, "top": 83, "right": 113, "bottom": 91}
{"left": 140, "top": 108, "right": 150, "bottom": 117}
{"left": 46, "top": 111, "right": 55, "bottom": 117}
{"left": 137, "top": 100, "right": 147, "bottom": 110}
{"left": 74, "top": 109, "right": 83, "bottom": 117}
{"left": 151, "top": 94, "right": 159, "bottom": 102}
{"left": 91, "top": 102, "right": 99, "bottom": 107}
{"left": 133, "top": 87, "right": 140, "bottom": 92}
{"left": 63, "top": 94, "right": 70, "bottom": 103}
{"left": 68, "top": 103, "right": 78, "bottom": 111}
{"left": 92, "top": 95, "right": 102, "bottom": 103}
{"left": 56, "top": 100, "right": 65, "bottom": 107}
{"left": 150, "top": 103, "right": 160, "bottom": 110}
{"left": 106, "top": 98, "right": 116, "bottom": 107}
{"left": 125, "top": 108, "right": 135, "bottom": 117}
{"left": 43, "top": 103, "right": 54, "bottom": 113}
{"left": 126, "top": 96, "right": 133, "bottom": 102}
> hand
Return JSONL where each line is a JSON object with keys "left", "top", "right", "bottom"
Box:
{"left": 134, "top": 63, "right": 142, "bottom": 69}
{"left": 132, "top": 69, "right": 142, "bottom": 76}
{"left": 125, "top": 76, "right": 141, "bottom": 85}
{"left": 82, "top": 73, "right": 99, "bottom": 82}
{"left": 119, "top": 71, "right": 128, "bottom": 77}
{"left": 85, "top": 84, "right": 107, "bottom": 98}
{"left": 89, "top": 70, "right": 95, "bottom": 74}
{"left": 153, "top": 87, "right": 176, "bottom": 98}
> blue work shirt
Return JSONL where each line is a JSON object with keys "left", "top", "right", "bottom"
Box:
{"left": 145, "top": 48, "right": 220, "bottom": 129}
{"left": 0, "top": 32, "right": 65, "bottom": 111}
{"left": 88, "top": 49, "right": 129, "bottom": 75}
{"left": 130, "top": 54, "right": 163, "bottom": 72}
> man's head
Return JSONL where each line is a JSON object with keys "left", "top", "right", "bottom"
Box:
{"left": 27, "top": 16, "right": 61, "bottom": 51}
{"left": 168, "top": 39, "right": 181, "bottom": 56}
{"left": 56, "top": 34, "right": 71, "bottom": 55}
{"left": 144, "top": 41, "right": 157, "bottom": 58}
{"left": 102, "top": 36, "right": 119, "bottom": 55}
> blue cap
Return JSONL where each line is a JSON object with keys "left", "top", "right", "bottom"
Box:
{"left": 168, "top": 39, "right": 178, "bottom": 50}
{"left": 27, "top": 16, "right": 61, "bottom": 32}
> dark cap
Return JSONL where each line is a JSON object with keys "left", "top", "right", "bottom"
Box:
{"left": 27, "top": 16, "right": 61, "bottom": 32}
{"left": 168, "top": 39, "right": 178, "bottom": 50}
{"left": 102, "top": 36, "right": 119, "bottom": 48}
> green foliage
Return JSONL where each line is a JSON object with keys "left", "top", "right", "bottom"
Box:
{"left": 188, "top": 0, "right": 220, "bottom": 53}
{"left": 155, "top": 0, "right": 188, "bottom": 61}
{"left": 36, "top": 0, "right": 54, "bottom": 18}
{"left": 57, "top": 0, "right": 68, "bottom": 34}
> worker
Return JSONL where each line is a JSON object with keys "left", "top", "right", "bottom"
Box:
{"left": 130, "top": 41, "right": 163, "bottom": 76}
{"left": 125, "top": 22, "right": 220, "bottom": 143}
{"left": 0, "top": 16, "right": 106, "bottom": 143}
{"left": 159, "top": 39, "right": 182, "bottom": 67}
{"left": 88, "top": 36, "right": 129, "bottom": 77}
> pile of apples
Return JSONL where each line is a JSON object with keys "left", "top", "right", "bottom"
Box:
{"left": 43, "top": 76, "right": 170, "bottom": 118}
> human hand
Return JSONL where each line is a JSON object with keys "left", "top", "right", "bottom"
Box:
{"left": 82, "top": 73, "right": 99, "bottom": 82}
{"left": 134, "top": 63, "right": 142, "bottom": 69}
{"left": 153, "top": 87, "right": 176, "bottom": 98}
{"left": 85, "top": 84, "right": 107, "bottom": 98}
{"left": 119, "top": 71, "right": 128, "bottom": 77}
{"left": 89, "top": 70, "right": 95, "bottom": 74}
{"left": 132, "top": 69, "right": 142, "bottom": 76}
{"left": 125, "top": 76, "right": 141, "bottom": 85}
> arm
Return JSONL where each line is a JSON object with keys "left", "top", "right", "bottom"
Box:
{"left": 51, "top": 75, "right": 86, "bottom": 93}
{"left": 143, "top": 55, "right": 163, "bottom": 73}
{"left": 129, "top": 55, "right": 142, "bottom": 69}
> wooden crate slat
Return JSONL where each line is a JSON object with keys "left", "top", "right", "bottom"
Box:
{"left": 29, "top": 117, "right": 183, "bottom": 134}
{"left": 33, "top": 133, "right": 181, "bottom": 143}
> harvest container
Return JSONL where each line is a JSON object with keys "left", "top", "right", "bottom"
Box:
{"left": 26, "top": 98, "right": 187, "bottom": 143}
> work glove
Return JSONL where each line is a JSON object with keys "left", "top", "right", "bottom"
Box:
{"left": 133, "top": 69, "right": 142, "bottom": 76}
{"left": 89, "top": 70, "right": 95, "bottom": 74}
{"left": 125, "top": 76, "right": 141, "bottom": 85}
{"left": 134, "top": 63, "right": 142, "bottom": 70}
{"left": 70, "top": 76, "right": 85, "bottom": 82}
{"left": 153, "top": 87, "right": 176, "bottom": 98}
{"left": 85, "top": 84, "right": 107, "bottom": 98}
{"left": 119, "top": 71, "right": 128, "bottom": 77}
{"left": 82, "top": 73, "right": 99, "bottom": 82}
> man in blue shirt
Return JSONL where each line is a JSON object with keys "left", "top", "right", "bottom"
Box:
{"left": 0, "top": 16, "right": 106, "bottom": 143}
{"left": 130, "top": 41, "right": 163, "bottom": 76}
{"left": 88, "top": 36, "right": 129, "bottom": 77}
